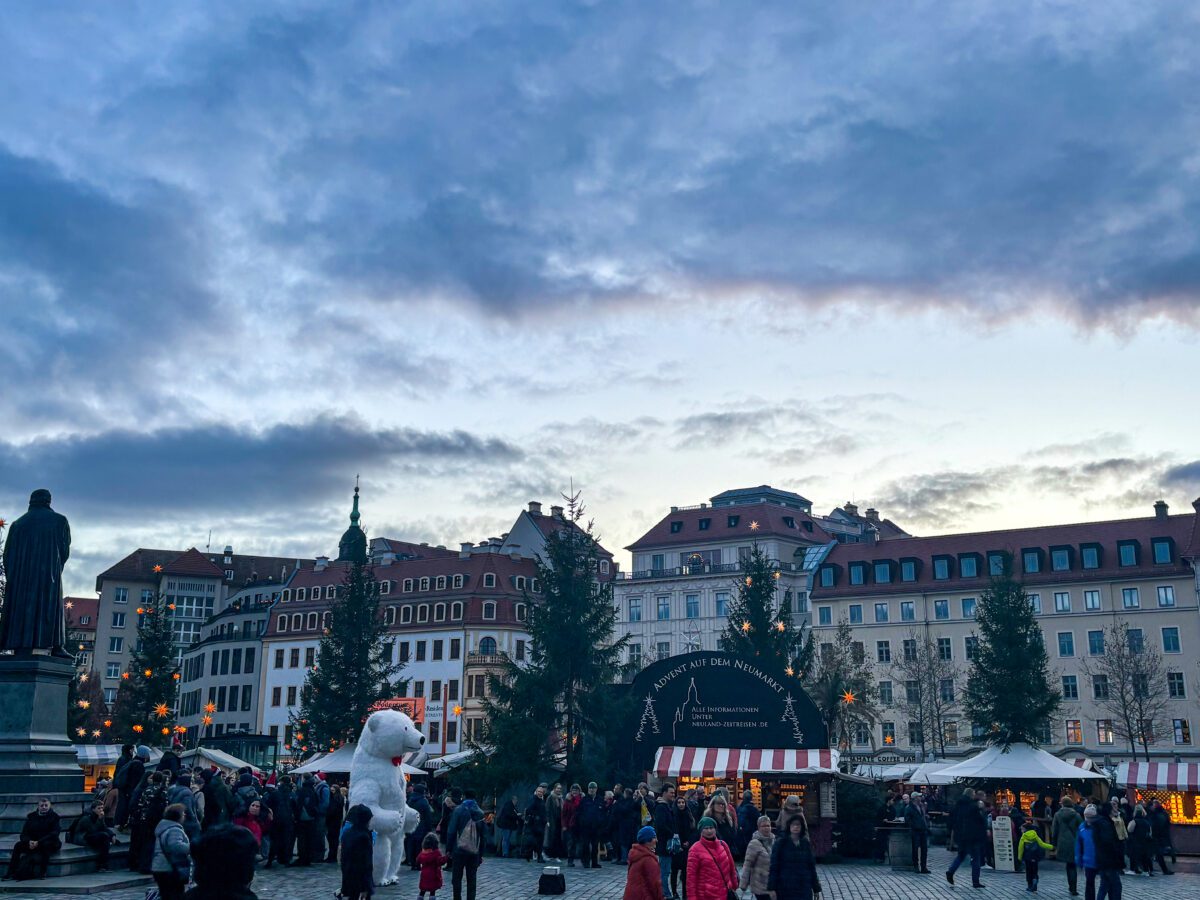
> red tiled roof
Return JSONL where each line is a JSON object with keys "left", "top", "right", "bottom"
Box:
{"left": 95, "top": 548, "right": 185, "bottom": 589}
{"left": 1184, "top": 498, "right": 1200, "bottom": 560}
{"left": 375, "top": 538, "right": 458, "bottom": 559}
{"left": 525, "top": 511, "right": 616, "bottom": 561}
{"left": 65, "top": 596, "right": 99, "bottom": 632}
{"left": 286, "top": 552, "right": 539, "bottom": 593}
{"left": 163, "top": 548, "right": 226, "bottom": 579}
{"left": 627, "top": 502, "right": 833, "bottom": 551}
{"left": 812, "top": 511, "right": 1195, "bottom": 598}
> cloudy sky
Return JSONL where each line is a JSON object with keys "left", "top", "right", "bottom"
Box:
{"left": 2, "top": 1, "right": 1199, "bottom": 594}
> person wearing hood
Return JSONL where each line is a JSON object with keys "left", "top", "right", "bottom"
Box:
{"left": 767, "top": 815, "right": 820, "bottom": 900}
{"left": 185, "top": 823, "right": 259, "bottom": 900}
{"left": 1082, "top": 804, "right": 1123, "bottom": 900}
{"left": 1052, "top": 798, "right": 1084, "bottom": 895}
{"left": 686, "top": 816, "right": 738, "bottom": 900}
{"left": 612, "top": 788, "right": 639, "bottom": 864}
{"left": 116, "top": 745, "right": 151, "bottom": 829}
{"left": 447, "top": 789, "right": 485, "bottom": 900}
{"left": 775, "top": 796, "right": 803, "bottom": 834}
{"left": 1147, "top": 800, "right": 1174, "bottom": 871}
{"left": 736, "top": 791, "right": 760, "bottom": 859}
{"left": 157, "top": 742, "right": 182, "bottom": 779}
{"left": 739, "top": 816, "right": 775, "bottom": 900}
{"left": 624, "top": 826, "right": 664, "bottom": 900}
{"left": 408, "top": 783, "right": 436, "bottom": 869}
{"left": 339, "top": 804, "right": 375, "bottom": 900}
{"left": 151, "top": 804, "right": 192, "bottom": 900}
{"left": 200, "top": 768, "right": 234, "bottom": 831}
{"left": 166, "top": 774, "right": 202, "bottom": 843}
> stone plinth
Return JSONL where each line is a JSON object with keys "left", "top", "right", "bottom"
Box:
{"left": 0, "top": 656, "right": 82, "bottom": 795}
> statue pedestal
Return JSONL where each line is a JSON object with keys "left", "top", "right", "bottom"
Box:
{"left": 0, "top": 656, "right": 83, "bottom": 796}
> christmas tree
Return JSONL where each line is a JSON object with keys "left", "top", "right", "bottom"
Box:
{"left": 635, "top": 694, "right": 660, "bottom": 741}
{"left": 963, "top": 553, "right": 1060, "bottom": 747}
{"left": 719, "top": 543, "right": 815, "bottom": 677}
{"left": 109, "top": 587, "right": 179, "bottom": 744}
{"left": 291, "top": 558, "right": 403, "bottom": 752}
{"left": 68, "top": 670, "right": 109, "bottom": 742}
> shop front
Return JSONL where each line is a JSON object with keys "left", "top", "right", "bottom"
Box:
{"left": 626, "top": 651, "right": 848, "bottom": 857}
{"left": 1117, "top": 761, "right": 1200, "bottom": 855}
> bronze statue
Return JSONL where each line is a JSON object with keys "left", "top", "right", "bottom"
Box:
{"left": 0, "top": 489, "right": 71, "bottom": 657}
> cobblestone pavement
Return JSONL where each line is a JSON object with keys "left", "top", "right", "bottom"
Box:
{"left": 3, "top": 847, "right": 1197, "bottom": 900}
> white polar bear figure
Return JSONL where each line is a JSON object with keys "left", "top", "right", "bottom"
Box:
{"left": 348, "top": 709, "right": 426, "bottom": 885}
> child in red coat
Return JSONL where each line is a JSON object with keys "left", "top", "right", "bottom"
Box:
{"left": 417, "top": 833, "right": 450, "bottom": 900}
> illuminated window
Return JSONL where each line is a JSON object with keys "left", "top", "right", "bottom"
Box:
{"left": 1173, "top": 719, "right": 1191, "bottom": 745}
{"left": 1065, "top": 720, "right": 1082, "bottom": 744}
{"left": 1097, "top": 720, "right": 1114, "bottom": 745}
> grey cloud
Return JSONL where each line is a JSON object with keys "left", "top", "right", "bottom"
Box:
{"left": 0, "top": 414, "right": 521, "bottom": 521}
{"left": 1162, "top": 461, "right": 1200, "bottom": 490}
{"left": 873, "top": 470, "right": 1007, "bottom": 531}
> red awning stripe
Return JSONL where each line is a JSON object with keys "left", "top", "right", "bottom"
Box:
{"left": 653, "top": 747, "right": 841, "bottom": 778}
{"left": 1122, "top": 762, "right": 1200, "bottom": 791}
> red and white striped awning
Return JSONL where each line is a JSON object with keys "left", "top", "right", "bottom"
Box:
{"left": 653, "top": 747, "right": 840, "bottom": 779}
{"left": 1069, "top": 757, "right": 1099, "bottom": 772}
{"left": 1117, "top": 761, "right": 1200, "bottom": 791}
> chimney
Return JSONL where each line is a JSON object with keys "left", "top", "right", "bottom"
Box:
{"left": 865, "top": 508, "right": 880, "bottom": 523}
{"left": 844, "top": 502, "right": 858, "bottom": 517}
{"left": 528, "top": 501, "right": 543, "bottom": 515}
{"left": 550, "top": 505, "right": 564, "bottom": 519}
{"left": 1154, "top": 500, "right": 1169, "bottom": 520}
{"left": 460, "top": 542, "right": 474, "bottom": 558}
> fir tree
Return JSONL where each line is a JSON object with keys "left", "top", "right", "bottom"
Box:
{"left": 719, "top": 544, "right": 815, "bottom": 677}
{"left": 963, "top": 553, "right": 1060, "bottom": 747}
{"left": 292, "top": 559, "right": 403, "bottom": 752}
{"left": 480, "top": 492, "right": 629, "bottom": 782}
{"left": 635, "top": 694, "right": 660, "bottom": 741}
{"left": 805, "top": 618, "right": 879, "bottom": 750}
{"left": 110, "top": 589, "right": 179, "bottom": 744}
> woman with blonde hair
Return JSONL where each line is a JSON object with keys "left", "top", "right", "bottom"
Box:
{"left": 702, "top": 795, "right": 738, "bottom": 856}
{"left": 739, "top": 816, "right": 775, "bottom": 900}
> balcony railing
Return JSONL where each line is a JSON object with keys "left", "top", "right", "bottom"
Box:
{"left": 615, "top": 561, "right": 809, "bottom": 581}
{"left": 465, "top": 653, "right": 507, "bottom": 667}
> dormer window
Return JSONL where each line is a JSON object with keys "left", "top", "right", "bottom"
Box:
{"left": 669, "top": 521, "right": 683, "bottom": 534}
{"left": 987, "top": 552, "right": 1006, "bottom": 576}
{"left": 514, "top": 576, "right": 527, "bottom": 591}
{"left": 783, "top": 516, "right": 796, "bottom": 529}
{"left": 417, "top": 605, "right": 429, "bottom": 623}
{"left": 451, "top": 601, "right": 463, "bottom": 619}
{"left": 278, "top": 615, "right": 288, "bottom": 632}
{"left": 419, "top": 577, "right": 430, "bottom": 591}
{"left": 401, "top": 606, "right": 413, "bottom": 624}
{"left": 325, "top": 585, "right": 335, "bottom": 599}
{"left": 296, "top": 587, "right": 307, "bottom": 601}
{"left": 1050, "top": 547, "right": 1072, "bottom": 572}
{"left": 849, "top": 562, "right": 867, "bottom": 586}
{"left": 932, "top": 556, "right": 952, "bottom": 580}
{"left": 1081, "top": 544, "right": 1101, "bottom": 569}
{"left": 403, "top": 579, "right": 414, "bottom": 592}
{"left": 516, "top": 603, "right": 527, "bottom": 621}
{"left": 818, "top": 566, "right": 836, "bottom": 588}
{"left": 452, "top": 574, "right": 464, "bottom": 589}
{"left": 958, "top": 554, "right": 980, "bottom": 578}
{"left": 380, "top": 580, "right": 391, "bottom": 595}
{"left": 1117, "top": 541, "right": 1139, "bottom": 567}
{"left": 599, "top": 560, "right": 610, "bottom": 575}
{"left": 873, "top": 561, "right": 892, "bottom": 584}
{"left": 727, "top": 515, "right": 740, "bottom": 528}
{"left": 900, "top": 559, "right": 918, "bottom": 582}
{"left": 436, "top": 576, "right": 447, "bottom": 590}
{"left": 483, "top": 573, "right": 496, "bottom": 588}
{"left": 434, "top": 603, "right": 446, "bottom": 621}
{"left": 1022, "top": 549, "right": 1043, "bottom": 574}
{"left": 282, "top": 589, "right": 291, "bottom": 602}
{"left": 698, "top": 518, "right": 711, "bottom": 531}
{"left": 483, "top": 602, "right": 496, "bottom": 620}
{"left": 1151, "top": 538, "right": 1173, "bottom": 565}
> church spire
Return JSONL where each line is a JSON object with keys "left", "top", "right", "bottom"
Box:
{"left": 336, "top": 480, "right": 368, "bottom": 565}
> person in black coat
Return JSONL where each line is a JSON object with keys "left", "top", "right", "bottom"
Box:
{"left": 768, "top": 816, "right": 821, "bottom": 900}
{"left": 523, "top": 787, "right": 549, "bottom": 863}
{"left": 670, "top": 795, "right": 696, "bottom": 899}
{"left": 340, "top": 804, "right": 374, "bottom": 900}
{"left": 266, "top": 778, "right": 298, "bottom": 868}
{"left": 408, "top": 784, "right": 436, "bottom": 869}
{"left": 496, "top": 795, "right": 522, "bottom": 858}
{"left": 613, "top": 789, "right": 639, "bottom": 864}
{"left": 324, "top": 785, "right": 347, "bottom": 864}
{"left": 115, "top": 748, "right": 149, "bottom": 828}
{"left": 578, "top": 783, "right": 604, "bottom": 868}
{"left": 736, "top": 791, "right": 761, "bottom": 858}
{"left": 68, "top": 801, "right": 116, "bottom": 872}
{"left": 1090, "top": 813, "right": 1124, "bottom": 900}
{"left": 4, "top": 799, "right": 62, "bottom": 880}
{"left": 946, "top": 793, "right": 987, "bottom": 887}
{"left": 186, "top": 823, "right": 260, "bottom": 900}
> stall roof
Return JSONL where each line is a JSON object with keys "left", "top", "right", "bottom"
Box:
{"left": 76, "top": 745, "right": 163, "bottom": 766}
{"left": 654, "top": 747, "right": 840, "bottom": 779}
{"left": 183, "top": 746, "right": 259, "bottom": 775}
{"left": 292, "top": 745, "right": 426, "bottom": 775}
{"left": 904, "top": 761, "right": 958, "bottom": 785}
{"left": 426, "top": 746, "right": 492, "bottom": 772}
{"left": 1117, "top": 761, "right": 1200, "bottom": 791}
{"left": 935, "top": 743, "right": 1107, "bottom": 782}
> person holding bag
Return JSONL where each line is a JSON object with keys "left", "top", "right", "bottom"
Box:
{"left": 685, "top": 817, "right": 737, "bottom": 900}
{"left": 767, "top": 816, "right": 821, "bottom": 900}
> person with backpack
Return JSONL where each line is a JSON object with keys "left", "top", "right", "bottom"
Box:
{"left": 1017, "top": 820, "right": 1053, "bottom": 892}
{"left": 166, "top": 774, "right": 202, "bottom": 843}
{"left": 447, "top": 789, "right": 485, "bottom": 900}
{"left": 339, "top": 804, "right": 375, "bottom": 900}
{"left": 131, "top": 772, "right": 170, "bottom": 873}
{"left": 152, "top": 803, "right": 192, "bottom": 900}
{"left": 115, "top": 745, "right": 150, "bottom": 829}
{"left": 200, "top": 769, "right": 235, "bottom": 831}
{"left": 68, "top": 800, "right": 116, "bottom": 873}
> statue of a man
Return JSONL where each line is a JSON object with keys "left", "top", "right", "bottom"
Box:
{"left": 0, "top": 489, "right": 71, "bottom": 657}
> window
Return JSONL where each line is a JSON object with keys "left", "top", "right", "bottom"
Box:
{"left": 245, "top": 648, "right": 255, "bottom": 674}
{"left": 277, "top": 615, "right": 289, "bottom": 633}
{"left": 398, "top": 642, "right": 411, "bottom": 663}
{"left": 851, "top": 641, "right": 865, "bottom": 664}
{"left": 987, "top": 552, "right": 1006, "bottom": 576}
{"left": 628, "top": 598, "right": 642, "bottom": 622}
{"left": 306, "top": 612, "right": 317, "bottom": 630}
{"left": 1094, "top": 719, "right": 1113, "bottom": 744}
{"left": 1161, "top": 627, "right": 1181, "bottom": 653}
{"left": 451, "top": 601, "right": 463, "bottom": 620}
{"left": 934, "top": 599, "right": 949, "bottom": 620}
{"left": 1088, "top": 630, "right": 1105, "bottom": 656}
{"left": 114, "top": 587, "right": 128, "bottom": 603}
{"left": 1051, "top": 548, "right": 1071, "bottom": 572}
{"left": 900, "top": 601, "right": 915, "bottom": 622}
{"left": 1158, "top": 586, "right": 1176, "bottom": 607}
{"left": 291, "top": 614, "right": 301, "bottom": 631}
{"left": 685, "top": 594, "right": 699, "bottom": 618}
{"left": 106, "top": 662, "right": 120, "bottom": 678}
{"left": 900, "top": 560, "right": 917, "bottom": 582}
{"left": 1062, "top": 675, "right": 1078, "bottom": 700}
{"left": 232, "top": 648, "right": 242, "bottom": 674}
{"left": 478, "top": 637, "right": 497, "bottom": 656}
{"left": 657, "top": 641, "right": 671, "bottom": 658}
{"left": 959, "top": 555, "right": 979, "bottom": 578}
{"left": 932, "top": 557, "right": 950, "bottom": 580}
{"left": 1174, "top": 719, "right": 1191, "bottom": 745}
{"left": 961, "top": 597, "right": 977, "bottom": 618}
{"left": 401, "top": 606, "right": 413, "bottom": 624}
{"left": 965, "top": 636, "right": 979, "bottom": 661}
{"left": 1127, "top": 629, "right": 1144, "bottom": 654}
{"left": 874, "top": 602, "right": 889, "bottom": 623}
{"left": 715, "top": 593, "right": 730, "bottom": 617}
{"left": 1057, "top": 632, "right": 1075, "bottom": 657}
{"left": 939, "top": 678, "right": 955, "bottom": 703}
{"left": 483, "top": 573, "right": 496, "bottom": 588}
{"left": 286, "top": 686, "right": 297, "bottom": 706}
{"left": 849, "top": 563, "right": 866, "bottom": 586}
{"left": 944, "top": 721, "right": 959, "bottom": 746}
{"left": 1152, "top": 538, "right": 1172, "bottom": 564}
{"left": 903, "top": 639, "right": 917, "bottom": 662}
{"left": 412, "top": 680, "right": 425, "bottom": 699}
{"left": 1066, "top": 720, "right": 1082, "bottom": 744}
{"left": 108, "top": 637, "right": 123, "bottom": 653}
{"left": 1054, "top": 592, "right": 1071, "bottom": 613}
{"left": 881, "top": 721, "right": 896, "bottom": 746}
{"left": 937, "top": 637, "right": 952, "bottom": 661}
{"left": 669, "top": 521, "right": 683, "bottom": 533}
{"left": 1118, "top": 541, "right": 1138, "bottom": 567}
{"left": 1122, "top": 588, "right": 1140, "bottom": 609}
{"left": 272, "top": 687, "right": 282, "bottom": 707}
{"left": 482, "top": 602, "right": 496, "bottom": 620}
{"left": 871, "top": 682, "right": 892, "bottom": 708}
{"left": 848, "top": 604, "right": 863, "bottom": 624}
{"left": 434, "top": 603, "right": 447, "bottom": 621}
{"left": 727, "top": 515, "right": 740, "bottom": 528}
{"left": 656, "top": 596, "right": 670, "bottom": 620}
{"left": 817, "top": 606, "right": 832, "bottom": 626}
{"left": 873, "top": 562, "right": 891, "bottom": 583}
{"left": 876, "top": 641, "right": 891, "bottom": 663}
{"left": 629, "top": 644, "right": 641, "bottom": 667}
{"left": 111, "top": 612, "right": 126, "bottom": 628}
{"left": 1028, "top": 593, "right": 1042, "bottom": 614}
{"left": 415, "top": 604, "right": 429, "bottom": 623}
{"left": 908, "top": 721, "right": 923, "bottom": 745}
{"left": 1168, "top": 672, "right": 1187, "bottom": 699}
{"left": 385, "top": 606, "right": 396, "bottom": 625}
{"left": 289, "top": 648, "right": 300, "bottom": 668}
{"left": 853, "top": 721, "right": 870, "bottom": 745}
{"left": 416, "top": 640, "right": 428, "bottom": 661}
{"left": 274, "top": 648, "right": 285, "bottom": 668}
{"left": 1082, "top": 590, "right": 1100, "bottom": 611}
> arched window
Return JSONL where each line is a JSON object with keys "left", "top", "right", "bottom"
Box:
{"left": 322, "top": 611, "right": 332, "bottom": 629}
{"left": 325, "top": 585, "right": 335, "bottom": 599}
{"left": 483, "top": 573, "right": 496, "bottom": 588}
{"left": 434, "top": 603, "right": 446, "bottom": 621}
{"left": 290, "top": 614, "right": 301, "bottom": 631}
{"left": 306, "top": 613, "right": 317, "bottom": 630}
{"left": 417, "top": 604, "right": 429, "bottom": 623}
{"left": 479, "top": 637, "right": 497, "bottom": 656}
{"left": 453, "top": 574, "right": 464, "bottom": 589}
{"left": 403, "top": 579, "right": 413, "bottom": 592}
{"left": 420, "top": 577, "right": 430, "bottom": 591}
{"left": 278, "top": 615, "right": 289, "bottom": 632}
{"left": 482, "top": 602, "right": 496, "bottom": 620}
{"left": 515, "top": 576, "right": 526, "bottom": 590}
{"left": 436, "top": 576, "right": 447, "bottom": 590}
{"left": 451, "top": 601, "right": 463, "bottom": 620}
{"left": 380, "top": 580, "right": 391, "bottom": 594}
{"left": 516, "top": 603, "right": 527, "bottom": 622}
{"left": 296, "top": 587, "right": 307, "bottom": 601}
{"left": 282, "top": 589, "right": 291, "bottom": 602}
{"left": 401, "top": 606, "right": 413, "bottom": 624}
{"left": 385, "top": 607, "right": 396, "bottom": 625}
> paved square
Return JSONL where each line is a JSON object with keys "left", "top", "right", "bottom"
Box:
{"left": 1, "top": 847, "right": 1195, "bottom": 900}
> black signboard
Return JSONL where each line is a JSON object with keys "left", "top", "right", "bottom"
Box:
{"left": 626, "top": 651, "right": 828, "bottom": 773}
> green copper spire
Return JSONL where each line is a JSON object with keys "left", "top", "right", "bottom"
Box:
{"left": 350, "top": 484, "right": 361, "bottom": 527}
{"left": 336, "top": 479, "right": 368, "bottom": 564}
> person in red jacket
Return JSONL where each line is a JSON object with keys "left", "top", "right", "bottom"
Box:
{"left": 417, "top": 833, "right": 450, "bottom": 900}
{"left": 625, "top": 826, "right": 665, "bottom": 900}
{"left": 562, "top": 784, "right": 583, "bottom": 867}
{"left": 686, "top": 817, "right": 737, "bottom": 900}
{"left": 232, "top": 799, "right": 264, "bottom": 849}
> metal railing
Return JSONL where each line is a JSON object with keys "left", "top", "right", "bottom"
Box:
{"left": 615, "top": 560, "right": 809, "bottom": 581}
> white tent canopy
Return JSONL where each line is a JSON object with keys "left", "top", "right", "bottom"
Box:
{"left": 905, "top": 761, "right": 958, "bottom": 786}
{"left": 182, "top": 746, "right": 260, "bottom": 775}
{"left": 292, "top": 744, "right": 424, "bottom": 776}
{"left": 935, "top": 743, "right": 1108, "bottom": 783}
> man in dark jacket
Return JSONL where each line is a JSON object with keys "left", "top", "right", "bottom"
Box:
{"left": 115, "top": 746, "right": 149, "bottom": 828}
{"left": 652, "top": 784, "right": 677, "bottom": 899}
{"left": 293, "top": 773, "right": 322, "bottom": 866}
{"left": 946, "top": 793, "right": 986, "bottom": 888}
{"left": 578, "top": 782, "right": 604, "bottom": 869}
{"left": 523, "top": 785, "right": 549, "bottom": 863}
{"left": 736, "top": 790, "right": 760, "bottom": 858}
{"left": 324, "top": 784, "right": 347, "bottom": 864}
{"left": 1090, "top": 808, "right": 1124, "bottom": 900}
{"left": 408, "top": 783, "right": 436, "bottom": 869}
{"left": 187, "top": 823, "right": 260, "bottom": 900}
{"left": 4, "top": 799, "right": 62, "bottom": 880}
{"left": 68, "top": 801, "right": 115, "bottom": 872}
{"left": 447, "top": 790, "right": 485, "bottom": 900}
{"left": 266, "top": 777, "right": 297, "bottom": 868}
{"left": 496, "top": 795, "right": 522, "bottom": 858}
{"left": 200, "top": 768, "right": 235, "bottom": 830}
{"left": 612, "top": 789, "right": 637, "bottom": 864}
{"left": 906, "top": 792, "right": 931, "bottom": 873}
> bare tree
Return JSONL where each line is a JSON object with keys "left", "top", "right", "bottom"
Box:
{"left": 889, "top": 630, "right": 962, "bottom": 758}
{"left": 1081, "top": 621, "right": 1171, "bottom": 761}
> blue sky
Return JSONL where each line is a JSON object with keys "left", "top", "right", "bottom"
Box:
{"left": 2, "top": 1, "right": 1199, "bottom": 592}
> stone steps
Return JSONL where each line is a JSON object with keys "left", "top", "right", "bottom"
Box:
{"left": 0, "top": 835, "right": 130, "bottom": 878}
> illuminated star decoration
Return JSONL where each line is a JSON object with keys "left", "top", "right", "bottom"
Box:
{"left": 121, "top": 672, "right": 130, "bottom": 679}
{"left": 65, "top": 600, "right": 74, "bottom": 610}
{"left": 741, "top": 621, "right": 751, "bottom": 632}
{"left": 202, "top": 715, "right": 212, "bottom": 726}
{"left": 161, "top": 727, "right": 170, "bottom": 736}
{"left": 884, "top": 735, "right": 895, "bottom": 745}
{"left": 841, "top": 690, "right": 857, "bottom": 704}
{"left": 776, "top": 621, "right": 786, "bottom": 632}
{"left": 76, "top": 727, "right": 86, "bottom": 737}
{"left": 785, "top": 666, "right": 795, "bottom": 676}
{"left": 204, "top": 702, "right": 216, "bottom": 714}
{"left": 79, "top": 673, "right": 88, "bottom": 683}
{"left": 154, "top": 703, "right": 170, "bottom": 719}
{"left": 748, "top": 520, "right": 760, "bottom": 530}
{"left": 144, "top": 669, "right": 152, "bottom": 677}
{"left": 174, "top": 725, "right": 187, "bottom": 734}
{"left": 92, "top": 730, "right": 101, "bottom": 738}
{"left": 103, "top": 719, "right": 112, "bottom": 728}
{"left": 77, "top": 700, "right": 90, "bottom": 709}
{"left": 152, "top": 564, "right": 163, "bottom": 573}
{"left": 453, "top": 705, "right": 463, "bottom": 716}
{"left": 132, "top": 724, "right": 144, "bottom": 733}
{"left": 173, "top": 673, "right": 181, "bottom": 680}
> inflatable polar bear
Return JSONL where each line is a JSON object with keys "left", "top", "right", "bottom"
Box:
{"left": 348, "top": 709, "right": 426, "bottom": 885}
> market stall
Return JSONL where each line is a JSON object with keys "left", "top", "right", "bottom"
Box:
{"left": 292, "top": 743, "right": 426, "bottom": 776}
{"left": 181, "top": 746, "right": 261, "bottom": 777}
{"left": 75, "top": 744, "right": 163, "bottom": 789}
{"left": 1116, "top": 761, "right": 1200, "bottom": 855}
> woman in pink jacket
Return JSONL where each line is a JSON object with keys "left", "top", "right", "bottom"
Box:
{"left": 686, "top": 817, "right": 737, "bottom": 900}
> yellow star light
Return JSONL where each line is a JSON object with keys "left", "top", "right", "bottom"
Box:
{"left": 92, "top": 730, "right": 101, "bottom": 738}
{"left": 453, "top": 705, "right": 463, "bottom": 716}
{"left": 204, "top": 702, "right": 216, "bottom": 714}
{"left": 161, "top": 727, "right": 170, "bottom": 736}
{"left": 749, "top": 521, "right": 760, "bottom": 530}
{"left": 741, "top": 621, "right": 751, "bottom": 632}
{"left": 884, "top": 735, "right": 894, "bottom": 745}
{"left": 154, "top": 703, "right": 170, "bottom": 718}
{"left": 77, "top": 699, "right": 90, "bottom": 709}
{"left": 65, "top": 600, "right": 74, "bottom": 610}
{"left": 132, "top": 724, "right": 144, "bottom": 733}
{"left": 76, "top": 727, "right": 87, "bottom": 737}
{"left": 776, "top": 621, "right": 786, "bottom": 632}
{"left": 785, "top": 666, "right": 795, "bottom": 676}
{"left": 103, "top": 719, "right": 112, "bottom": 728}
{"left": 174, "top": 725, "right": 187, "bottom": 734}
{"left": 144, "top": 669, "right": 152, "bottom": 677}
{"left": 172, "top": 673, "right": 181, "bottom": 680}
{"left": 841, "top": 690, "right": 857, "bottom": 704}
{"left": 152, "top": 564, "right": 163, "bottom": 573}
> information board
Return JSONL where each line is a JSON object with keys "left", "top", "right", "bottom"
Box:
{"left": 991, "top": 815, "right": 1014, "bottom": 871}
